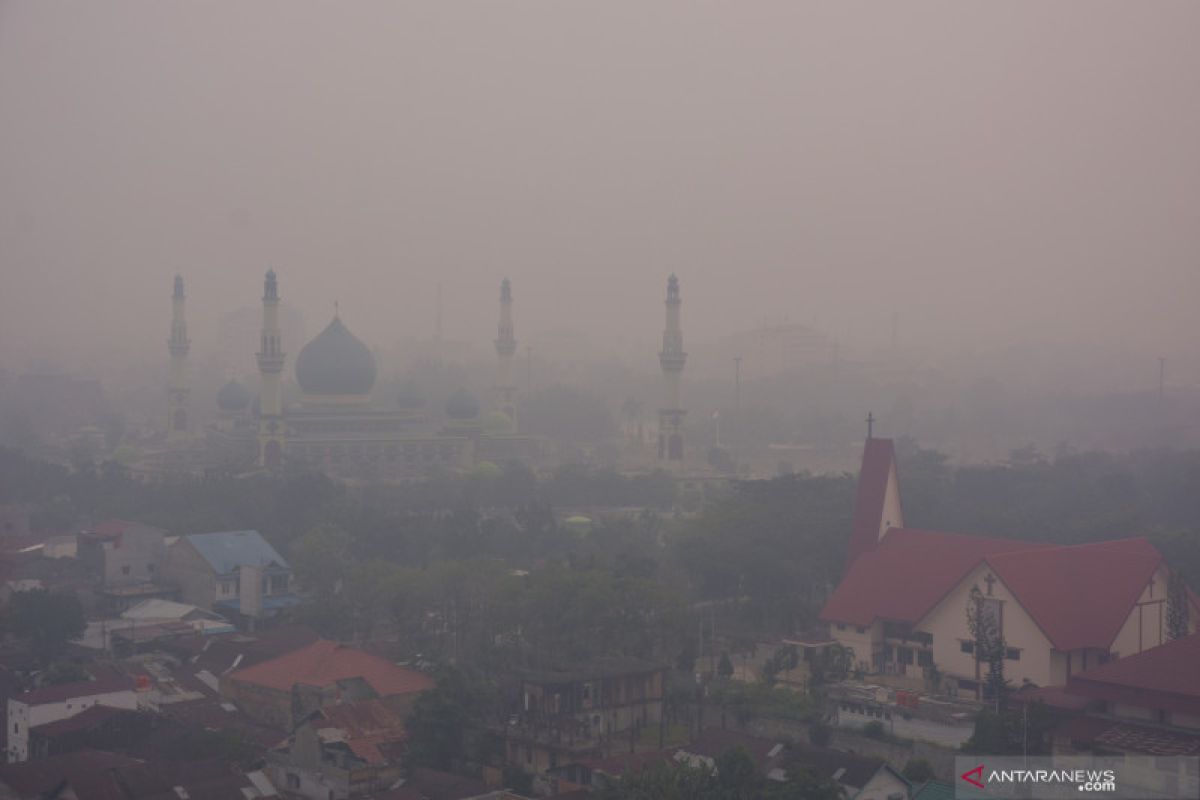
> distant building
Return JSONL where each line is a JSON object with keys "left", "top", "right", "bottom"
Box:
{"left": 162, "top": 529, "right": 298, "bottom": 621}
{"left": 821, "top": 438, "right": 1200, "bottom": 699}
{"left": 222, "top": 639, "right": 434, "bottom": 728}
{"left": 506, "top": 657, "right": 666, "bottom": 774}
{"left": 76, "top": 520, "right": 171, "bottom": 612}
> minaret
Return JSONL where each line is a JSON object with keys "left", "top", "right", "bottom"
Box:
{"left": 494, "top": 278, "right": 517, "bottom": 427}
{"left": 166, "top": 275, "right": 191, "bottom": 441}
{"left": 658, "top": 274, "right": 687, "bottom": 462}
{"left": 256, "top": 270, "right": 287, "bottom": 468}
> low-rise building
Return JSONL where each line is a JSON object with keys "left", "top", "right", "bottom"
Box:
{"left": 77, "top": 520, "right": 172, "bottom": 612}
{"left": 5, "top": 676, "right": 140, "bottom": 763}
{"left": 163, "top": 529, "right": 299, "bottom": 620}
{"left": 505, "top": 657, "right": 666, "bottom": 774}
{"left": 268, "top": 698, "right": 409, "bottom": 799}
{"left": 222, "top": 639, "right": 434, "bottom": 728}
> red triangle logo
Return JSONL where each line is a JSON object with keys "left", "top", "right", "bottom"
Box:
{"left": 961, "top": 763, "right": 985, "bottom": 789}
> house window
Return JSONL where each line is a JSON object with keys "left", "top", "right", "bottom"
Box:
{"left": 286, "top": 774, "right": 300, "bottom": 790}
{"left": 856, "top": 626, "right": 866, "bottom": 634}
{"left": 836, "top": 624, "right": 846, "bottom": 632}
{"left": 958, "top": 679, "right": 979, "bottom": 692}
{"left": 960, "top": 640, "right": 974, "bottom": 654}
{"left": 918, "top": 650, "right": 933, "bottom": 667}
{"left": 122, "top": 565, "right": 131, "bottom": 575}
{"left": 148, "top": 563, "right": 155, "bottom": 573}
{"left": 1005, "top": 648, "right": 1021, "bottom": 661}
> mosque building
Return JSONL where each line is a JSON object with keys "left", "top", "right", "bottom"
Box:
{"left": 169, "top": 271, "right": 540, "bottom": 481}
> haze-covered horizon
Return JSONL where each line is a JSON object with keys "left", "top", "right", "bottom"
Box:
{"left": 3, "top": 2, "right": 1198, "bottom": 384}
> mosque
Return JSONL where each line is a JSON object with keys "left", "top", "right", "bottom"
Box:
{"left": 163, "top": 271, "right": 541, "bottom": 481}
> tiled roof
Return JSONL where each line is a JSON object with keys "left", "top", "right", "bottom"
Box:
{"left": 183, "top": 530, "right": 289, "bottom": 575}
{"left": 0, "top": 749, "right": 142, "bottom": 799}
{"left": 845, "top": 438, "right": 901, "bottom": 571}
{"left": 987, "top": 537, "right": 1161, "bottom": 651}
{"left": 1067, "top": 632, "right": 1200, "bottom": 716}
{"left": 820, "top": 527, "right": 1053, "bottom": 627}
{"left": 228, "top": 639, "right": 434, "bottom": 697}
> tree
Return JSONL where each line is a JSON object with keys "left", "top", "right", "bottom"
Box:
{"left": 1167, "top": 570, "right": 1191, "bottom": 640}
{"left": 967, "top": 585, "right": 1007, "bottom": 709}
{"left": 405, "top": 667, "right": 497, "bottom": 773}
{"left": 717, "top": 652, "right": 734, "bottom": 679}
{"left": 903, "top": 758, "right": 936, "bottom": 783}
{"left": 3, "top": 589, "right": 85, "bottom": 664}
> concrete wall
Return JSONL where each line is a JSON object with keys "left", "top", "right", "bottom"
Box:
{"left": 163, "top": 539, "right": 217, "bottom": 609}
{"left": 1110, "top": 565, "right": 1169, "bottom": 659}
{"left": 101, "top": 524, "right": 166, "bottom": 587}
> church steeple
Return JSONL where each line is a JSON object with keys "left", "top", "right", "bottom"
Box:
{"left": 256, "top": 270, "right": 287, "bottom": 469}
{"left": 166, "top": 275, "right": 191, "bottom": 441}
{"left": 494, "top": 278, "right": 518, "bottom": 427}
{"left": 658, "top": 274, "right": 686, "bottom": 462}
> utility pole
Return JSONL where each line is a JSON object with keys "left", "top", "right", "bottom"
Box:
{"left": 1159, "top": 357, "right": 1166, "bottom": 401}
{"left": 733, "top": 356, "right": 742, "bottom": 453}
{"left": 526, "top": 346, "right": 533, "bottom": 394}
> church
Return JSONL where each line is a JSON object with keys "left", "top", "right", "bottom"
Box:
{"left": 821, "top": 437, "right": 1200, "bottom": 699}
{"left": 166, "top": 271, "right": 540, "bottom": 481}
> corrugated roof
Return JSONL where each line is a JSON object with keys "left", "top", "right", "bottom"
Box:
{"left": 183, "top": 530, "right": 289, "bottom": 575}
{"left": 228, "top": 639, "right": 434, "bottom": 697}
{"left": 15, "top": 674, "right": 136, "bottom": 706}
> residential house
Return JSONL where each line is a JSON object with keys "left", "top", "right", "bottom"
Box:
{"left": 506, "top": 657, "right": 666, "bottom": 775}
{"left": 6, "top": 676, "right": 141, "bottom": 762}
{"left": 77, "top": 520, "right": 172, "bottom": 612}
{"left": 163, "top": 529, "right": 299, "bottom": 620}
{"left": 268, "top": 698, "right": 408, "bottom": 799}
{"left": 222, "top": 639, "right": 434, "bottom": 728}
{"left": 821, "top": 438, "right": 1200, "bottom": 699}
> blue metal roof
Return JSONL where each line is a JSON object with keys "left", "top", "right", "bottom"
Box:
{"left": 184, "top": 530, "right": 290, "bottom": 575}
{"left": 216, "top": 593, "right": 301, "bottom": 612}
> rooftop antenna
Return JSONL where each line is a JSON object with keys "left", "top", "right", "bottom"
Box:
{"left": 1159, "top": 357, "right": 1166, "bottom": 401}
{"left": 867, "top": 411, "right": 875, "bottom": 440}
{"left": 435, "top": 283, "right": 443, "bottom": 343}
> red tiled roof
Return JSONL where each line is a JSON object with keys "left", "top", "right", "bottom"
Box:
{"left": 820, "top": 527, "right": 1053, "bottom": 627}
{"left": 0, "top": 749, "right": 142, "bottom": 799}
{"left": 228, "top": 639, "right": 434, "bottom": 697}
{"left": 987, "top": 538, "right": 1161, "bottom": 651}
{"left": 1066, "top": 633, "right": 1200, "bottom": 717}
{"left": 845, "top": 438, "right": 901, "bottom": 571}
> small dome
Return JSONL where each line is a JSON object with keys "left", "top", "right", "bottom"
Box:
{"left": 295, "top": 317, "right": 377, "bottom": 396}
{"left": 217, "top": 379, "right": 252, "bottom": 412}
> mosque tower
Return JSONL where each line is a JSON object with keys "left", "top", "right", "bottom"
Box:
{"left": 658, "top": 274, "right": 686, "bottom": 462}
{"left": 256, "top": 270, "right": 287, "bottom": 468}
{"left": 494, "top": 278, "right": 517, "bottom": 427}
{"left": 166, "top": 275, "right": 191, "bottom": 441}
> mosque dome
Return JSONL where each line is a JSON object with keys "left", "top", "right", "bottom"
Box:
{"left": 217, "top": 378, "right": 252, "bottom": 412}
{"left": 295, "top": 317, "right": 377, "bottom": 396}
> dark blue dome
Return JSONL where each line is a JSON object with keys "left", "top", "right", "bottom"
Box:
{"left": 216, "top": 378, "right": 252, "bottom": 411}
{"left": 295, "top": 317, "right": 377, "bottom": 396}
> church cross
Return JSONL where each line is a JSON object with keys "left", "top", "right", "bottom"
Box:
{"left": 984, "top": 573, "right": 997, "bottom": 596}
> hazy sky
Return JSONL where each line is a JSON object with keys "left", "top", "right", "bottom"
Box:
{"left": 2, "top": 2, "right": 1198, "bottom": 375}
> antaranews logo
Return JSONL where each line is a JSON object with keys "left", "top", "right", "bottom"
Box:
{"left": 955, "top": 756, "right": 1198, "bottom": 799}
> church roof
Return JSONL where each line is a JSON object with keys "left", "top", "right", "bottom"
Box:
{"left": 986, "top": 537, "right": 1161, "bottom": 652}
{"left": 822, "top": 531, "right": 1166, "bottom": 652}
{"left": 295, "top": 316, "right": 377, "bottom": 396}
{"left": 845, "top": 438, "right": 900, "bottom": 571}
{"left": 821, "top": 527, "right": 1052, "bottom": 628}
